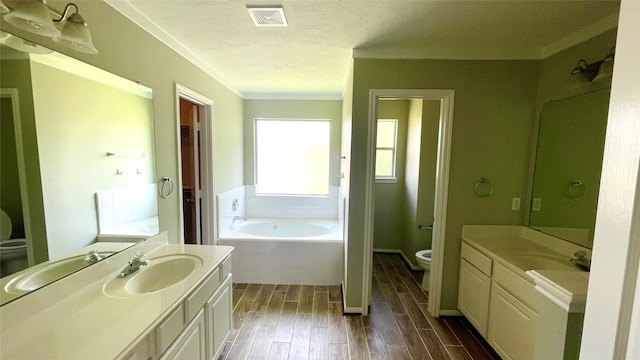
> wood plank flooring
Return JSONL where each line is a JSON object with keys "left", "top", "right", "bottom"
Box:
{"left": 220, "top": 253, "right": 500, "bottom": 360}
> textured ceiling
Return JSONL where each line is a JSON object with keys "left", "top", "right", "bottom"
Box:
{"left": 108, "top": 0, "right": 620, "bottom": 98}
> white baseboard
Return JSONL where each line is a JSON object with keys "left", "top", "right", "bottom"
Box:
{"left": 438, "top": 309, "right": 463, "bottom": 316}
{"left": 373, "top": 248, "right": 423, "bottom": 271}
{"left": 341, "top": 282, "right": 364, "bottom": 314}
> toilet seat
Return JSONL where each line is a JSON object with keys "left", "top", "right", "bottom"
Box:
{"left": 0, "top": 239, "right": 27, "bottom": 254}
{"left": 416, "top": 249, "right": 431, "bottom": 261}
{"left": 1, "top": 209, "right": 12, "bottom": 240}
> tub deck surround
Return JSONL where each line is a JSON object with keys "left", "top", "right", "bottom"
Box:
{"left": 218, "top": 218, "right": 343, "bottom": 284}
{"left": 0, "top": 232, "right": 233, "bottom": 359}
{"left": 220, "top": 217, "right": 342, "bottom": 242}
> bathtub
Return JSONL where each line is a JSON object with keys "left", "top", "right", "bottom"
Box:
{"left": 218, "top": 218, "right": 343, "bottom": 285}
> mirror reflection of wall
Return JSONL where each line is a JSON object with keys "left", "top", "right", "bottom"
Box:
{"left": 529, "top": 89, "right": 610, "bottom": 248}
{"left": 30, "top": 53, "right": 156, "bottom": 259}
{"left": 0, "top": 34, "right": 158, "bottom": 304}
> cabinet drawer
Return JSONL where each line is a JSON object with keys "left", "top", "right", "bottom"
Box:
{"left": 461, "top": 242, "right": 492, "bottom": 276}
{"left": 492, "top": 262, "right": 539, "bottom": 311}
{"left": 156, "top": 304, "right": 185, "bottom": 356}
{"left": 185, "top": 268, "right": 220, "bottom": 322}
{"left": 220, "top": 256, "right": 232, "bottom": 281}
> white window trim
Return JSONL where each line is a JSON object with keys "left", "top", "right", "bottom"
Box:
{"left": 375, "top": 118, "right": 398, "bottom": 181}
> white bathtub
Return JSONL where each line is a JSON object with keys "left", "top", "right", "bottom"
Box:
{"left": 218, "top": 218, "right": 343, "bottom": 285}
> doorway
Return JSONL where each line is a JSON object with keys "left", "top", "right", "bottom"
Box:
{"left": 175, "top": 84, "right": 216, "bottom": 245}
{"left": 364, "top": 89, "right": 455, "bottom": 317}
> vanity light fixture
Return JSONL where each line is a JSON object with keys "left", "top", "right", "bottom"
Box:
{"left": 1, "top": 33, "right": 53, "bottom": 54}
{"left": 0, "top": 1, "right": 10, "bottom": 14}
{"left": 568, "top": 47, "right": 615, "bottom": 87}
{"left": 2, "top": 0, "right": 98, "bottom": 54}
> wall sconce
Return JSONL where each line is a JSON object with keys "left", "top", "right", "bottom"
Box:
{"left": 568, "top": 47, "right": 615, "bottom": 87}
{"left": 2, "top": 0, "right": 98, "bottom": 54}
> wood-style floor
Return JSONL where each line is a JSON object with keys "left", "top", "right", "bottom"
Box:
{"left": 219, "top": 253, "right": 500, "bottom": 360}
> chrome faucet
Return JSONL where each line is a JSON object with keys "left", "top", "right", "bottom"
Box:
{"left": 82, "top": 250, "right": 103, "bottom": 266}
{"left": 231, "top": 215, "right": 248, "bottom": 226}
{"left": 571, "top": 250, "right": 591, "bottom": 271}
{"left": 118, "top": 251, "right": 150, "bottom": 278}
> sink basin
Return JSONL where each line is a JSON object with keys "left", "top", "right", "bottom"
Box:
{"left": 513, "top": 252, "right": 582, "bottom": 272}
{"left": 4, "top": 252, "right": 116, "bottom": 294}
{"left": 104, "top": 254, "right": 203, "bottom": 297}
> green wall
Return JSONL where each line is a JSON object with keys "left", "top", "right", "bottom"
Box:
{"left": 0, "top": 0, "right": 246, "bottom": 243}
{"left": 30, "top": 61, "right": 154, "bottom": 259}
{"left": 346, "top": 59, "right": 539, "bottom": 310}
{"left": 0, "top": 97, "right": 24, "bottom": 238}
{"left": 373, "top": 100, "right": 410, "bottom": 250}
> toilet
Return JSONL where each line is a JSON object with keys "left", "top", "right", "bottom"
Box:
{"left": 415, "top": 249, "right": 432, "bottom": 291}
{"left": 0, "top": 209, "right": 28, "bottom": 277}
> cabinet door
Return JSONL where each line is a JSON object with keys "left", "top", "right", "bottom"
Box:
{"left": 488, "top": 283, "right": 537, "bottom": 360}
{"left": 160, "top": 309, "right": 206, "bottom": 360}
{"left": 119, "top": 333, "right": 153, "bottom": 360}
{"left": 458, "top": 259, "right": 491, "bottom": 337}
{"left": 207, "top": 275, "right": 233, "bottom": 360}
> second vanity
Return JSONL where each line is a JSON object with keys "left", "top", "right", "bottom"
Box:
{"left": 0, "top": 232, "right": 233, "bottom": 360}
{"left": 458, "top": 225, "right": 590, "bottom": 360}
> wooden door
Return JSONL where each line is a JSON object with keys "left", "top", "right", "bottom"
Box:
{"left": 179, "top": 98, "right": 201, "bottom": 244}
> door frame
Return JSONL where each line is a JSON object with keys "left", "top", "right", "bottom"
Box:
{"left": 364, "top": 89, "right": 455, "bottom": 317}
{"left": 174, "top": 83, "right": 216, "bottom": 245}
{"left": 1, "top": 88, "right": 34, "bottom": 266}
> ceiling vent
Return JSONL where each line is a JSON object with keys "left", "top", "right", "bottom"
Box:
{"left": 247, "top": 7, "right": 287, "bottom": 27}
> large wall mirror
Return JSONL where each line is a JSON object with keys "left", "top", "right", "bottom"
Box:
{"left": 0, "top": 32, "right": 158, "bottom": 305}
{"left": 528, "top": 89, "right": 610, "bottom": 249}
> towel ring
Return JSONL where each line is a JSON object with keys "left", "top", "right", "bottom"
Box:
{"left": 160, "top": 177, "right": 175, "bottom": 199}
{"left": 474, "top": 178, "right": 494, "bottom": 197}
{"left": 568, "top": 180, "right": 585, "bottom": 200}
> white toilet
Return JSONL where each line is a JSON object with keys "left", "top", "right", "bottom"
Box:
{"left": 415, "top": 249, "right": 432, "bottom": 291}
{"left": 0, "top": 209, "right": 28, "bottom": 277}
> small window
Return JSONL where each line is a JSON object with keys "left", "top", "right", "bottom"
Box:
{"left": 255, "top": 119, "right": 331, "bottom": 196}
{"left": 375, "top": 119, "right": 398, "bottom": 180}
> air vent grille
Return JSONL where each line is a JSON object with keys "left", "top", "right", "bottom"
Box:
{"left": 247, "top": 7, "right": 288, "bottom": 27}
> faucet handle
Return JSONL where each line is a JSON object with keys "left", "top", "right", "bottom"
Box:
{"left": 574, "top": 250, "right": 587, "bottom": 259}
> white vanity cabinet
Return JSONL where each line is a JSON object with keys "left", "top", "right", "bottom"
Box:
{"left": 118, "top": 255, "right": 233, "bottom": 360}
{"left": 458, "top": 241, "right": 540, "bottom": 360}
{"left": 487, "top": 263, "right": 539, "bottom": 360}
{"left": 458, "top": 243, "right": 492, "bottom": 337}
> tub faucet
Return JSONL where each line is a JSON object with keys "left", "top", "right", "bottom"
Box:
{"left": 231, "top": 215, "right": 247, "bottom": 226}
{"left": 571, "top": 251, "right": 591, "bottom": 271}
{"left": 118, "top": 251, "right": 150, "bottom": 278}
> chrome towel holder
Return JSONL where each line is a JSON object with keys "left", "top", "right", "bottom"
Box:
{"left": 474, "top": 178, "right": 494, "bottom": 197}
{"left": 160, "top": 177, "right": 175, "bottom": 198}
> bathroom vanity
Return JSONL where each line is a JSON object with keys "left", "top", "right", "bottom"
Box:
{"left": 458, "top": 225, "right": 589, "bottom": 360}
{"left": 0, "top": 232, "right": 233, "bottom": 360}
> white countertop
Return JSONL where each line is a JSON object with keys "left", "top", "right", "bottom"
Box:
{"left": 0, "top": 233, "right": 233, "bottom": 360}
{"left": 462, "top": 225, "right": 590, "bottom": 312}
{"left": 526, "top": 270, "right": 589, "bottom": 312}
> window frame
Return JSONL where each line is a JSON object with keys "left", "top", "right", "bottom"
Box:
{"left": 254, "top": 118, "right": 332, "bottom": 197}
{"left": 375, "top": 118, "right": 399, "bottom": 182}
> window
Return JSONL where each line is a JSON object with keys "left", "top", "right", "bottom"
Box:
{"left": 375, "top": 119, "right": 398, "bottom": 180}
{"left": 255, "top": 119, "right": 331, "bottom": 196}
